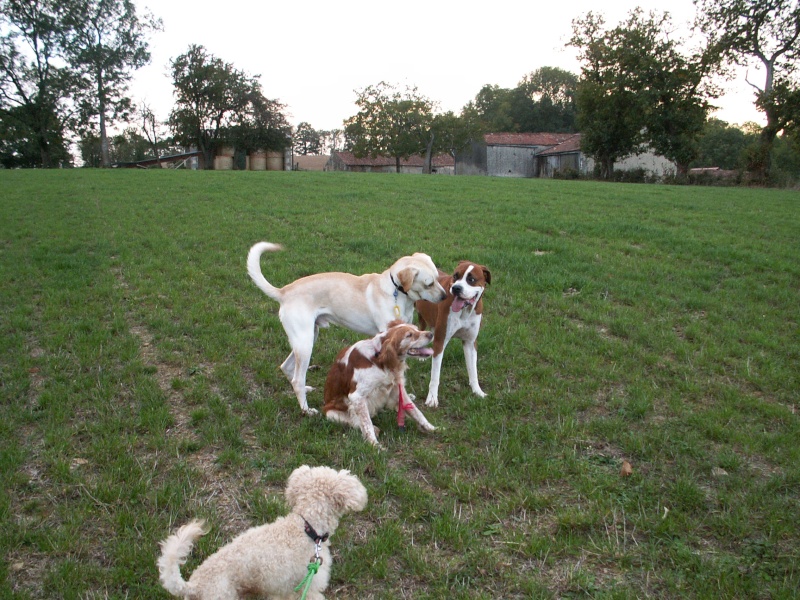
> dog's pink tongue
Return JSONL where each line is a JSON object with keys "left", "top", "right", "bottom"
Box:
{"left": 451, "top": 297, "right": 466, "bottom": 312}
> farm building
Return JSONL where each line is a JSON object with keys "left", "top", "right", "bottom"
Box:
{"left": 328, "top": 151, "right": 455, "bottom": 175}
{"left": 456, "top": 132, "right": 677, "bottom": 179}
{"left": 292, "top": 155, "right": 330, "bottom": 171}
{"left": 456, "top": 133, "right": 576, "bottom": 177}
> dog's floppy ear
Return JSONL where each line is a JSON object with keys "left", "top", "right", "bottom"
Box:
{"left": 285, "top": 465, "right": 312, "bottom": 509}
{"left": 481, "top": 265, "right": 491, "bottom": 285}
{"left": 332, "top": 469, "right": 368, "bottom": 514}
{"left": 396, "top": 267, "right": 417, "bottom": 293}
{"left": 369, "top": 331, "right": 387, "bottom": 355}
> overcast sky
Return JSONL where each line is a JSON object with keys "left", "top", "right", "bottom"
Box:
{"left": 130, "top": 0, "right": 766, "bottom": 132}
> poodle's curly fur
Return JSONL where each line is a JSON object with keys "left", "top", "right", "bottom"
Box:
{"left": 157, "top": 465, "right": 367, "bottom": 599}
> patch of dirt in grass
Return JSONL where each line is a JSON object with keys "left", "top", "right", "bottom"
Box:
{"left": 129, "top": 323, "right": 196, "bottom": 439}
{"left": 9, "top": 324, "right": 51, "bottom": 597}
{"left": 535, "top": 551, "right": 644, "bottom": 598}
{"left": 6, "top": 550, "right": 48, "bottom": 599}
{"left": 113, "top": 265, "right": 264, "bottom": 535}
{"left": 567, "top": 316, "right": 618, "bottom": 342}
{"left": 190, "top": 448, "right": 278, "bottom": 536}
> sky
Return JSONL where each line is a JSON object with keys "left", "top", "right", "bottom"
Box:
{"left": 130, "top": 0, "right": 766, "bottom": 133}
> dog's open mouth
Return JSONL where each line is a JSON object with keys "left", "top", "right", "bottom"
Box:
{"left": 451, "top": 295, "right": 478, "bottom": 312}
{"left": 407, "top": 347, "right": 434, "bottom": 359}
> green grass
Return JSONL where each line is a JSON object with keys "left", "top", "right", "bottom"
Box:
{"left": 1, "top": 169, "right": 798, "bottom": 598}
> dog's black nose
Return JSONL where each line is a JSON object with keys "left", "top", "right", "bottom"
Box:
{"left": 452, "top": 285, "right": 462, "bottom": 296}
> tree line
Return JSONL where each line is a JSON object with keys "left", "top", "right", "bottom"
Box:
{"left": 2, "top": 0, "right": 798, "bottom": 182}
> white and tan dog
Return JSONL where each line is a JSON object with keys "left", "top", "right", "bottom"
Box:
{"left": 416, "top": 261, "right": 491, "bottom": 407}
{"left": 323, "top": 320, "right": 436, "bottom": 448}
{"left": 247, "top": 242, "right": 447, "bottom": 415}
{"left": 157, "top": 465, "right": 367, "bottom": 600}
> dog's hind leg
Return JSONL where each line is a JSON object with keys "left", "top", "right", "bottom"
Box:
{"left": 282, "top": 322, "right": 318, "bottom": 414}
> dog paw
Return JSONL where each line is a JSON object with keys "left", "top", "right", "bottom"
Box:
{"left": 424, "top": 396, "right": 439, "bottom": 408}
{"left": 472, "top": 387, "right": 487, "bottom": 398}
{"left": 421, "top": 423, "right": 436, "bottom": 433}
{"left": 302, "top": 408, "right": 319, "bottom": 416}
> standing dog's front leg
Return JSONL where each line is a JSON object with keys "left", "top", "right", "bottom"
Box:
{"left": 425, "top": 353, "right": 444, "bottom": 408}
{"left": 463, "top": 339, "right": 486, "bottom": 398}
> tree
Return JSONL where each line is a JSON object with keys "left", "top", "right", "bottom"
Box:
{"left": 518, "top": 67, "right": 579, "bottom": 132}
{"left": 464, "top": 70, "right": 579, "bottom": 134}
{"left": 466, "top": 84, "right": 524, "bottom": 132}
{"left": 569, "top": 10, "right": 713, "bottom": 178}
{"left": 79, "top": 125, "right": 148, "bottom": 166}
{"left": 695, "top": 0, "right": 800, "bottom": 178}
{"left": 429, "top": 110, "right": 482, "bottom": 168}
{"left": 61, "top": 0, "right": 161, "bottom": 167}
{"left": 1, "top": 103, "right": 70, "bottom": 167}
{"left": 569, "top": 12, "right": 647, "bottom": 178}
{"left": 228, "top": 90, "right": 290, "bottom": 154}
{"left": 344, "top": 82, "right": 435, "bottom": 173}
{"left": 168, "top": 45, "right": 289, "bottom": 169}
{"left": 692, "top": 118, "right": 755, "bottom": 169}
{"left": 140, "top": 101, "right": 166, "bottom": 163}
{"left": 0, "top": 0, "right": 74, "bottom": 167}
{"left": 293, "top": 121, "right": 327, "bottom": 155}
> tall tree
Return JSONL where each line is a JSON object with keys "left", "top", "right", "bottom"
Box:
{"left": 569, "top": 12, "right": 647, "bottom": 178}
{"left": 168, "top": 45, "right": 289, "bottom": 169}
{"left": 344, "top": 82, "right": 434, "bottom": 172}
{"left": 60, "top": 0, "right": 161, "bottom": 167}
{"left": 570, "top": 10, "right": 713, "bottom": 178}
{"left": 695, "top": 0, "right": 800, "bottom": 178}
{"left": 0, "top": 0, "right": 74, "bottom": 167}
{"left": 61, "top": 0, "right": 161, "bottom": 167}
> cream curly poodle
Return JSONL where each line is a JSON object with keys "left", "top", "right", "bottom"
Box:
{"left": 157, "top": 465, "right": 368, "bottom": 599}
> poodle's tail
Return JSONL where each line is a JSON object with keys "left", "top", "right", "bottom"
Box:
{"left": 246, "top": 241, "right": 284, "bottom": 302}
{"left": 157, "top": 519, "right": 209, "bottom": 597}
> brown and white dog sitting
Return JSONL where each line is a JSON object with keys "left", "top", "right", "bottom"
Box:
{"left": 322, "top": 321, "right": 436, "bottom": 448}
{"left": 416, "top": 261, "right": 491, "bottom": 408}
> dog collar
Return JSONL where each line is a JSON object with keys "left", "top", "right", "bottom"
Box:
{"left": 390, "top": 273, "right": 408, "bottom": 296}
{"left": 303, "top": 518, "right": 329, "bottom": 545}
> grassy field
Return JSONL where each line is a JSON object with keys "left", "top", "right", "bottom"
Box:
{"left": 1, "top": 169, "right": 798, "bottom": 599}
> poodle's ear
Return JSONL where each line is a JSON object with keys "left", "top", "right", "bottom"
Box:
{"left": 285, "top": 465, "right": 312, "bottom": 509}
{"left": 332, "top": 469, "right": 368, "bottom": 514}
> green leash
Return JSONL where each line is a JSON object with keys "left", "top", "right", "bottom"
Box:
{"left": 296, "top": 518, "right": 328, "bottom": 600}
{"left": 294, "top": 559, "right": 321, "bottom": 600}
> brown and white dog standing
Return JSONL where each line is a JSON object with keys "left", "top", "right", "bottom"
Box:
{"left": 416, "top": 261, "right": 491, "bottom": 407}
{"left": 322, "top": 321, "right": 436, "bottom": 447}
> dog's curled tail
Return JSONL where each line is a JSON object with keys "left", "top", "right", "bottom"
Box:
{"left": 247, "top": 242, "right": 284, "bottom": 301}
{"left": 157, "top": 519, "right": 209, "bottom": 597}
